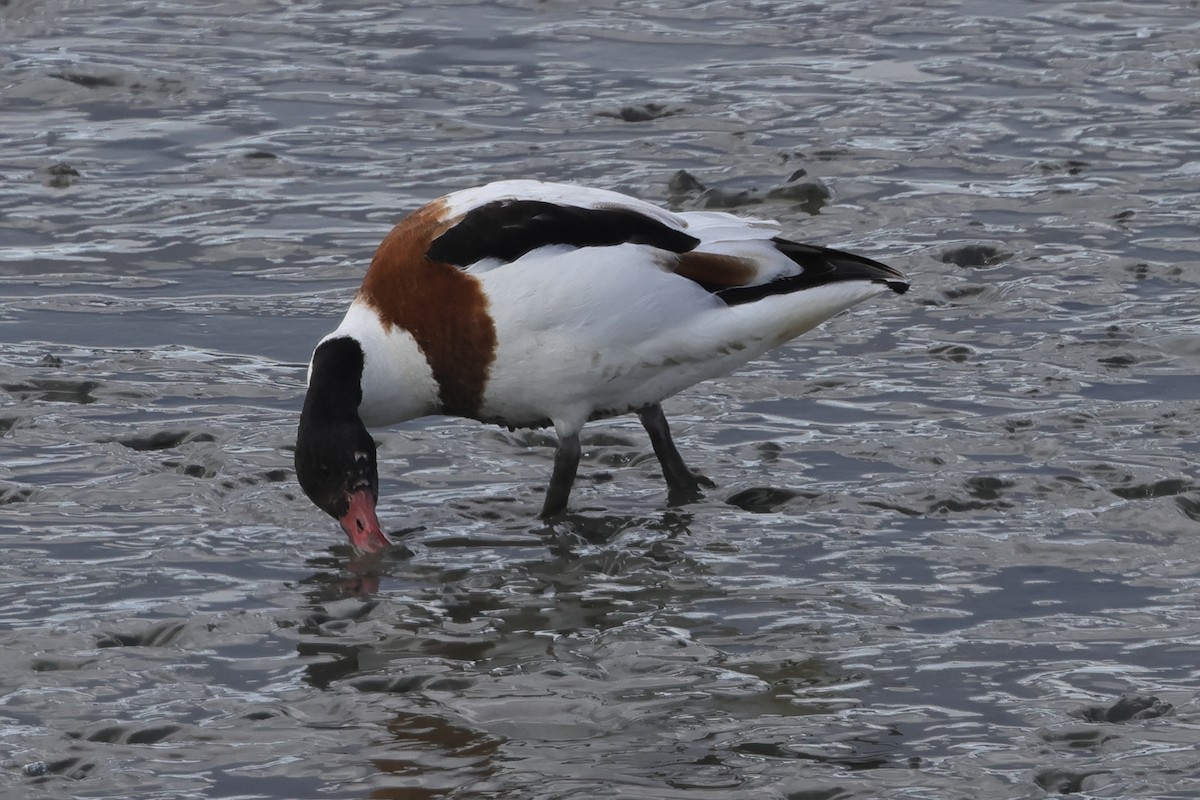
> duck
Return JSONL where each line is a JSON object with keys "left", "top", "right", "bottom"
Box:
{"left": 294, "top": 179, "right": 908, "bottom": 552}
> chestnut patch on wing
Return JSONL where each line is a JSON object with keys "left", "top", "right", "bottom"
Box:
{"left": 703, "top": 237, "right": 907, "bottom": 306}
{"left": 427, "top": 199, "right": 699, "bottom": 266}
{"left": 359, "top": 200, "right": 498, "bottom": 417}
{"left": 670, "top": 251, "right": 759, "bottom": 288}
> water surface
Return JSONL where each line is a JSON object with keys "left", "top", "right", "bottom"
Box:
{"left": 3, "top": 1, "right": 1200, "bottom": 798}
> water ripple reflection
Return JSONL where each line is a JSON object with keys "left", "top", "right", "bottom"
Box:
{"left": 4, "top": 0, "right": 1200, "bottom": 797}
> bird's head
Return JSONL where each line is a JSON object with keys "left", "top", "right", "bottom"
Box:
{"left": 295, "top": 337, "right": 391, "bottom": 553}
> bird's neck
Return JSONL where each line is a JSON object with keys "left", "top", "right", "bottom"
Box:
{"left": 302, "top": 337, "right": 365, "bottom": 427}
{"left": 317, "top": 300, "right": 441, "bottom": 427}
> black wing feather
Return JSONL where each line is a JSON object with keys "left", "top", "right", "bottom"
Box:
{"left": 709, "top": 238, "right": 908, "bottom": 306}
{"left": 427, "top": 199, "right": 700, "bottom": 267}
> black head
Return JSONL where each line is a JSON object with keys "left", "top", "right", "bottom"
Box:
{"left": 295, "top": 337, "right": 390, "bottom": 552}
{"left": 295, "top": 414, "right": 378, "bottom": 517}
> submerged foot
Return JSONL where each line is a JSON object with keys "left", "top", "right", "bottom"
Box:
{"left": 665, "top": 470, "right": 716, "bottom": 506}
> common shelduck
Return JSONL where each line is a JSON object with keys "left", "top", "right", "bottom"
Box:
{"left": 295, "top": 179, "right": 907, "bottom": 551}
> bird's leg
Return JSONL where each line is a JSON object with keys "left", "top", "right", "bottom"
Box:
{"left": 637, "top": 404, "right": 715, "bottom": 503}
{"left": 540, "top": 431, "right": 580, "bottom": 518}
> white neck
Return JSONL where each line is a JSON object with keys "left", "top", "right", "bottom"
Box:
{"left": 318, "top": 299, "right": 440, "bottom": 427}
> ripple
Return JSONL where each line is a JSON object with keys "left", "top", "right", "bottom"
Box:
{"left": 4, "top": 1, "right": 1200, "bottom": 798}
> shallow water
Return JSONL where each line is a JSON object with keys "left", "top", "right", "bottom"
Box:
{"left": 3, "top": 1, "right": 1200, "bottom": 798}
